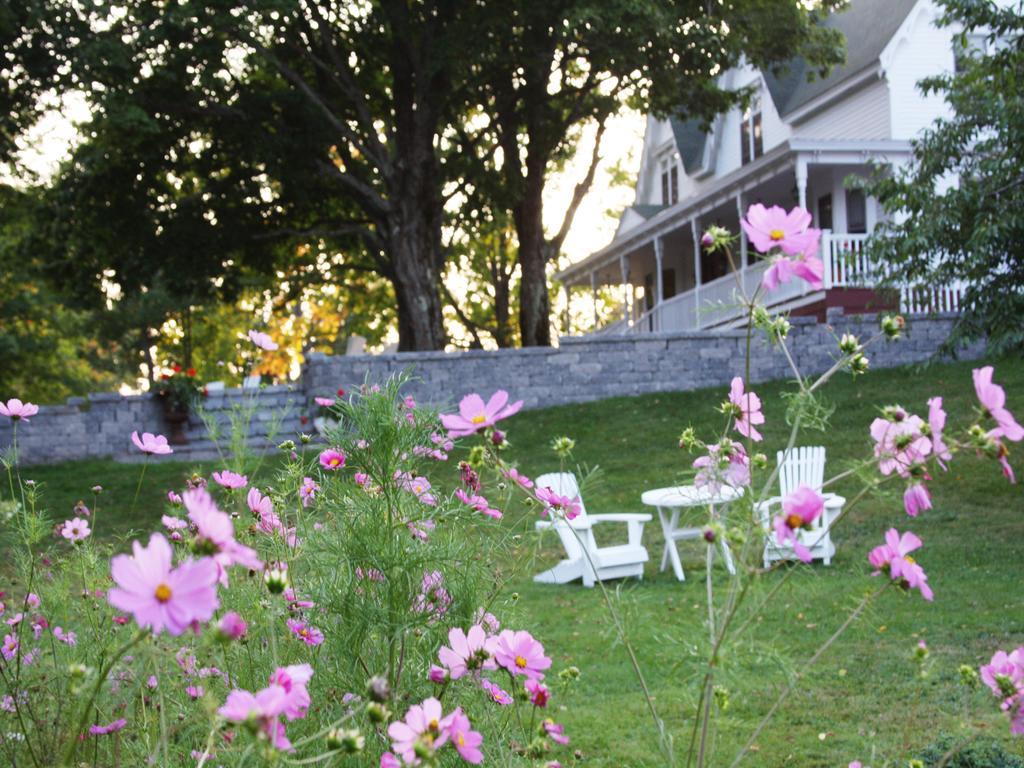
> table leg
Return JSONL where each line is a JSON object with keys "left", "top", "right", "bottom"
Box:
{"left": 661, "top": 508, "right": 685, "bottom": 582}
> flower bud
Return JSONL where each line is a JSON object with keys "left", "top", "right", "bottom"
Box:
{"left": 881, "top": 314, "right": 905, "bottom": 340}
{"left": 491, "top": 429, "right": 507, "bottom": 447}
{"left": 838, "top": 333, "right": 861, "bottom": 355}
{"left": 551, "top": 436, "right": 576, "bottom": 458}
{"left": 958, "top": 664, "right": 980, "bottom": 688}
{"left": 702, "top": 526, "right": 716, "bottom": 544}
{"left": 327, "top": 728, "right": 364, "bottom": 753}
{"left": 366, "top": 675, "right": 391, "bottom": 703}
{"left": 299, "top": 433, "right": 313, "bottom": 444}
{"left": 849, "top": 353, "right": 870, "bottom": 376}
{"left": 263, "top": 564, "right": 289, "bottom": 595}
{"left": 278, "top": 440, "right": 296, "bottom": 452}
{"left": 366, "top": 701, "right": 390, "bottom": 724}
{"left": 678, "top": 427, "right": 699, "bottom": 451}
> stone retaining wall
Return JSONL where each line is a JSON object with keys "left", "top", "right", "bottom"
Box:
{"left": 0, "top": 310, "right": 980, "bottom": 465}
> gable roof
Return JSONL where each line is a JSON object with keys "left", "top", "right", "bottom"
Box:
{"left": 628, "top": 204, "right": 667, "bottom": 220}
{"left": 669, "top": 117, "right": 710, "bottom": 175}
{"left": 764, "top": 0, "right": 918, "bottom": 117}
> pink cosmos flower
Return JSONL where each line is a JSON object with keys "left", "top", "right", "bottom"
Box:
{"left": 218, "top": 611, "right": 248, "bottom": 641}
{"left": 429, "top": 665, "right": 449, "bottom": 684}
{"left": 903, "top": 483, "right": 932, "bottom": 517}
{"left": 107, "top": 533, "right": 219, "bottom": 636}
{"left": 503, "top": 467, "right": 534, "bottom": 490}
{"left": 772, "top": 486, "right": 824, "bottom": 563}
{"left": 927, "top": 397, "right": 952, "bottom": 469}
{"left": 267, "top": 664, "right": 314, "bottom": 721}
{"left": 413, "top": 570, "right": 451, "bottom": 621}
{"left": 447, "top": 708, "right": 484, "bottom": 764}
{"left": 481, "top": 678, "right": 513, "bottom": 705}
{"left": 184, "top": 488, "right": 262, "bottom": 584}
{"left": 693, "top": 440, "right": 751, "bottom": 493}
{"left": 167, "top": 491, "right": 183, "bottom": 505}
{"left": 535, "top": 486, "right": 582, "bottom": 520}
{"left": 742, "top": 203, "right": 820, "bottom": 255}
{"left": 161, "top": 514, "right": 188, "bottom": 533}
{"left": 455, "top": 488, "right": 502, "bottom": 519}
{"left": 761, "top": 251, "right": 825, "bottom": 293}
{"left": 526, "top": 678, "right": 550, "bottom": 708}
{"left": 974, "top": 366, "right": 1024, "bottom": 442}
{"left": 89, "top": 718, "right": 127, "bottom": 736}
{"left": 53, "top": 626, "right": 77, "bottom": 646}
{"left": 387, "top": 697, "right": 454, "bottom": 764}
{"left": 438, "top": 625, "right": 497, "bottom": 680}
{"left": 247, "top": 487, "right": 272, "bottom": 519}
{"left": 314, "top": 397, "right": 335, "bottom": 407}
{"left": 397, "top": 473, "right": 436, "bottom": 506}
{"left": 0, "top": 399, "right": 39, "bottom": 422}
{"left": 219, "top": 685, "right": 292, "bottom": 751}
{"left": 248, "top": 329, "right": 279, "bottom": 351}
{"left": 131, "top": 431, "right": 173, "bottom": 456}
{"left": 61, "top": 517, "right": 91, "bottom": 542}
{"left": 286, "top": 618, "right": 324, "bottom": 646}
{"left": 980, "top": 648, "right": 1023, "bottom": 700}
{"left": 543, "top": 719, "right": 570, "bottom": 745}
{"left": 299, "top": 477, "right": 319, "bottom": 507}
{"left": 440, "top": 391, "right": 523, "bottom": 437}
{"left": 868, "top": 528, "right": 934, "bottom": 601}
{"left": 380, "top": 753, "right": 401, "bottom": 768}
{"left": 728, "top": 377, "right": 765, "bottom": 442}
{"left": 493, "top": 629, "right": 551, "bottom": 679}
{"left": 319, "top": 448, "right": 346, "bottom": 470}
{"left": 870, "top": 411, "right": 931, "bottom": 477}
{"left": 212, "top": 470, "right": 248, "bottom": 489}
{"left": 1, "top": 634, "right": 18, "bottom": 660}
{"left": 473, "top": 608, "right": 500, "bottom": 634}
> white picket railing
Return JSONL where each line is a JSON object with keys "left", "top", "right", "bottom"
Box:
{"left": 616, "top": 231, "right": 968, "bottom": 336}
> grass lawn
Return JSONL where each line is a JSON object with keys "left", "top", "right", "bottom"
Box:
{"left": 15, "top": 355, "right": 1024, "bottom": 766}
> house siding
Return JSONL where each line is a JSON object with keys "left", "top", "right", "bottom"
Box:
{"left": 793, "top": 77, "right": 892, "bottom": 140}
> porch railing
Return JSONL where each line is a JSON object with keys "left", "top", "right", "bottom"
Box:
{"left": 615, "top": 231, "right": 968, "bottom": 336}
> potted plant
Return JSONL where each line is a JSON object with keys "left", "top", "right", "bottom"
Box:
{"left": 153, "top": 365, "right": 201, "bottom": 444}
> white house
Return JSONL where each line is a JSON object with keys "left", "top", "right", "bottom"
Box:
{"left": 558, "top": 0, "right": 971, "bottom": 335}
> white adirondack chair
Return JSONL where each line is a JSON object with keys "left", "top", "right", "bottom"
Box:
{"left": 756, "top": 446, "right": 845, "bottom": 567}
{"left": 533, "top": 472, "right": 652, "bottom": 588}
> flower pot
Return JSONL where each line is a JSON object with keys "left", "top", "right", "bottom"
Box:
{"left": 160, "top": 399, "right": 190, "bottom": 445}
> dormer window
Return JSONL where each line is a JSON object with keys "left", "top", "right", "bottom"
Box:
{"left": 660, "top": 154, "right": 679, "bottom": 206}
{"left": 740, "top": 97, "right": 763, "bottom": 165}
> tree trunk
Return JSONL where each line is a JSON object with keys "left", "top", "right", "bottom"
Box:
{"left": 515, "top": 177, "right": 552, "bottom": 347}
{"left": 386, "top": 208, "right": 447, "bottom": 352}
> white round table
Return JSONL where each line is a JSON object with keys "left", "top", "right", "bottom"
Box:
{"left": 640, "top": 484, "right": 743, "bottom": 581}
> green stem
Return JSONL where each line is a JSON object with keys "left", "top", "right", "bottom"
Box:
{"left": 60, "top": 630, "right": 149, "bottom": 766}
{"left": 130, "top": 458, "right": 149, "bottom": 519}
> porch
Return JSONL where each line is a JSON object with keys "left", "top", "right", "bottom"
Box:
{"left": 558, "top": 139, "right": 965, "bottom": 335}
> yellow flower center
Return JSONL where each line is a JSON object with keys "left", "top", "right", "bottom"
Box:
{"left": 329, "top": 458, "right": 340, "bottom": 466}
{"left": 770, "top": 229, "right": 785, "bottom": 241}
{"left": 471, "top": 414, "right": 487, "bottom": 424}
{"left": 904, "top": 555, "right": 916, "bottom": 565}
{"left": 515, "top": 655, "right": 528, "bottom": 669}
{"left": 428, "top": 719, "right": 439, "bottom": 733}
{"left": 458, "top": 733, "right": 465, "bottom": 746}
{"left": 786, "top": 514, "right": 804, "bottom": 531}
{"left": 154, "top": 584, "right": 173, "bottom": 603}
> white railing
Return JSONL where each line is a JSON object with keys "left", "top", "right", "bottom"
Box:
{"left": 606, "top": 231, "right": 969, "bottom": 337}
{"left": 822, "top": 231, "right": 874, "bottom": 288}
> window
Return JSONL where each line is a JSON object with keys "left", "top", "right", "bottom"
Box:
{"left": 660, "top": 155, "right": 679, "bottom": 206}
{"left": 846, "top": 189, "right": 867, "bottom": 234}
{"left": 740, "top": 98, "right": 763, "bottom": 165}
{"left": 817, "top": 194, "right": 833, "bottom": 230}
{"left": 954, "top": 33, "right": 988, "bottom": 73}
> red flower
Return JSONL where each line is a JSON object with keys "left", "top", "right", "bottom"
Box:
{"left": 300, "top": 416, "right": 309, "bottom": 425}
{"left": 187, "top": 367, "right": 196, "bottom": 377}
{"left": 172, "top": 363, "right": 182, "bottom": 373}
{"left": 201, "top": 387, "right": 209, "bottom": 397}
{"left": 337, "top": 388, "right": 345, "bottom": 397}
{"left": 161, "top": 374, "right": 171, "bottom": 380}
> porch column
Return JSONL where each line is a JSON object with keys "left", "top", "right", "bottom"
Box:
{"left": 619, "top": 254, "right": 630, "bottom": 325}
{"left": 654, "top": 237, "right": 665, "bottom": 305}
{"left": 590, "top": 271, "right": 598, "bottom": 329}
{"left": 690, "top": 218, "right": 702, "bottom": 288}
{"left": 795, "top": 155, "right": 808, "bottom": 210}
{"left": 560, "top": 282, "right": 570, "bottom": 336}
{"left": 735, "top": 192, "right": 748, "bottom": 269}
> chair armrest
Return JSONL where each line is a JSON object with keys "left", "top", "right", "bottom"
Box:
{"left": 588, "top": 513, "right": 653, "bottom": 524}
{"left": 535, "top": 518, "right": 592, "bottom": 532}
{"left": 753, "top": 496, "right": 782, "bottom": 520}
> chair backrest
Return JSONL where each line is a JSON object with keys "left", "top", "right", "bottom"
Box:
{"left": 534, "top": 472, "right": 593, "bottom": 559}
{"left": 776, "top": 446, "right": 826, "bottom": 497}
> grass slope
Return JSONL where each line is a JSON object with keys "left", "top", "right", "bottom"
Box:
{"left": 13, "top": 356, "right": 1024, "bottom": 766}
